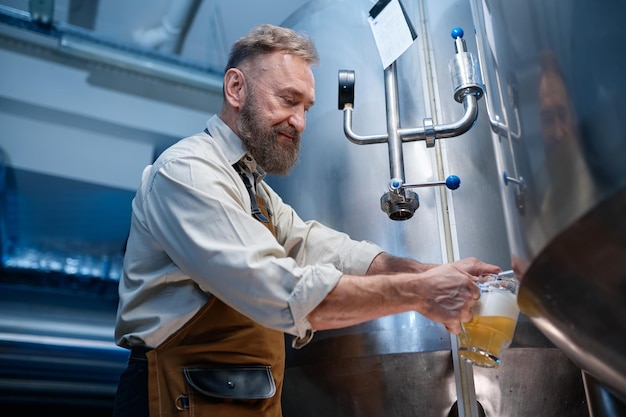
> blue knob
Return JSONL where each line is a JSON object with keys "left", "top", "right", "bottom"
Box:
{"left": 451, "top": 27, "right": 464, "bottom": 39}
{"left": 446, "top": 175, "right": 461, "bottom": 190}
{"left": 391, "top": 179, "right": 402, "bottom": 189}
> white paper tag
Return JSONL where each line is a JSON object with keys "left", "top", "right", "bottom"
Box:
{"left": 368, "top": 0, "right": 417, "bottom": 69}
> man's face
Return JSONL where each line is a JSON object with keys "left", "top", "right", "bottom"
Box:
{"left": 237, "top": 52, "right": 315, "bottom": 175}
{"left": 539, "top": 70, "right": 577, "bottom": 154}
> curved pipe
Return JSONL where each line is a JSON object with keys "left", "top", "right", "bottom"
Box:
{"left": 399, "top": 94, "right": 479, "bottom": 141}
{"left": 343, "top": 92, "right": 479, "bottom": 145}
{"left": 343, "top": 107, "right": 389, "bottom": 145}
{"left": 431, "top": 93, "right": 479, "bottom": 138}
{"left": 132, "top": 0, "right": 200, "bottom": 53}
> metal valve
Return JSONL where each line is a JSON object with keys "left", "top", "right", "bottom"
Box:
{"left": 502, "top": 171, "right": 526, "bottom": 214}
{"left": 338, "top": 27, "right": 481, "bottom": 220}
{"left": 380, "top": 175, "right": 461, "bottom": 220}
{"left": 380, "top": 189, "right": 419, "bottom": 221}
{"left": 449, "top": 27, "right": 484, "bottom": 103}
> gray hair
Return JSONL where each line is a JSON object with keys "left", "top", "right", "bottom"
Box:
{"left": 225, "top": 24, "right": 319, "bottom": 72}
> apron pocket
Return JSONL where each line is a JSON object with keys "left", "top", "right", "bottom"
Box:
{"left": 183, "top": 365, "right": 276, "bottom": 400}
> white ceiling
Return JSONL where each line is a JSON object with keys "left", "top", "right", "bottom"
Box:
{"left": 97, "top": 0, "right": 310, "bottom": 68}
{"left": 1, "top": 0, "right": 311, "bottom": 71}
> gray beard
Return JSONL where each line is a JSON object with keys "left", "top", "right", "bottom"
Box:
{"left": 237, "top": 91, "right": 301, "bottom": 176}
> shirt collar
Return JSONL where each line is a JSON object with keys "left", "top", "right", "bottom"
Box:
{"left": 205, "top": 115, "right": 266, "bottom": 182}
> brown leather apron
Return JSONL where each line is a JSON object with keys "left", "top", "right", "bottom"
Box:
{"left": 146, "top": 194, "right": 285, "bottom": 417}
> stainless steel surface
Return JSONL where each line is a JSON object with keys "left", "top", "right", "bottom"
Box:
{"left": 283, "top": 344, "right": 587, "bottom": 417}
{"left": 275, "top": 0, "right": 588, "bottom": 415}
{"left": 469, "top": 0, "right": 626, "bottom": 403}
{"left": 583, "top": 372, "right": 626, "bottom": 417}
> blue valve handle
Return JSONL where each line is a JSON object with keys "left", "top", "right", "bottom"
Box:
{"left": 392, "top": 175, "right": 461, "bottom": 190}
{"left": 451, "top": 27, "right": 464, "bottom": 39}
{"left": 445, "top": 175, "right": 461, "bottom": 190}
{"left": 502, "top": 171, "right": 524, "bottom": 187}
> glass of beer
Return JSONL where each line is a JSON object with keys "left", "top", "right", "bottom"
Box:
{"left": 458, "top": 270, "right": 520, "bottom": 368}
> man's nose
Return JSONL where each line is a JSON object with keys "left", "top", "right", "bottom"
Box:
{"left": 289, "top": 107, "right": 306, "bottom": 133}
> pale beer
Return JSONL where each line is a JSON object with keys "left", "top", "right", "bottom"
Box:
{"left": 458, "top": 274, "right": 520, "bottom": 368}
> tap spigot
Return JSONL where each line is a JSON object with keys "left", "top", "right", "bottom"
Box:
{"left": 380, "top": 188, "right": 420, "bottom": 221}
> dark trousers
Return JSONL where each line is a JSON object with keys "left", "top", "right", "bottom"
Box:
{"left": 113, "top": 348, "right": 150, "bottom": 417}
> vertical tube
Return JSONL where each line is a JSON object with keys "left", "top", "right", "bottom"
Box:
{"left": 384, "top": 62, "right": 405, "bottom": 182}
{"left": 451, "top": 335, "right": 481, "bottom": 417}
{"left": 415, "top": 1, "right": 479, "bottom": 415}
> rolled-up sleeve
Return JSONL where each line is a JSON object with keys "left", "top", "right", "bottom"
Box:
{"left": 138, "top": 143, "right": 382, "bottom": 348}
{"left": 261, "top": 183, "right": 384, "bottom": 346}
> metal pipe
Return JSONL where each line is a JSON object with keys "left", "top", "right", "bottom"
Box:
{"left": 384, "top": 62, "right": 405, "bottom": 181}
{"left": 414, "top": 5, "right": 479, "bottom": 416}
{"left": 132, "top": 0, "right": 199, "bottom": 53}
{"left": 345, "top": 90, "right": 479, "bottom": 145}
{"left": 342, "top": 107, "right": 389, "bottom": 144}
{"left": 398, "top": 94, "right": 479, "bottom": 141}
{"left": 432, "top": 94, "right": 479, "bottom": 138}
{"left": 0, "top": 4, "right": 224, "bottom": 93}
{"left": 450, "top": 336, "right": 481, "bottom": 417}
{"left": 337, "top": 24, "right": 483, "bottom": 221}
{"left": 58, "top": 34, "right": 223, "bottom": 92}
{"left": 468, "top": 0, "right": 520, "bottom": 140}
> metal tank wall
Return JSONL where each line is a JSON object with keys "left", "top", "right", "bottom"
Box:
{"left": 269, "top": 0, "right": 588, "bottom": 416}
{"left": 469, "top": 0, "right": 626, "bottom": 410}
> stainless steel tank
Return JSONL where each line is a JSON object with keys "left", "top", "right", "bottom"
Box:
{"left": 468, "top": 0, "right": 626, "bottom": 410}
{"left": 270, "top": 0, "right": 589, "bottom": 415}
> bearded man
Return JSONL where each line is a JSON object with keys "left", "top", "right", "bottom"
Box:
{"left": 113, "top": 24, "right": 498, "bottom": 417}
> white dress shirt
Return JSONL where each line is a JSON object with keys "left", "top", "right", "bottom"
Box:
{"left": 115, "top": 115, "right": 383, "bottom": 349}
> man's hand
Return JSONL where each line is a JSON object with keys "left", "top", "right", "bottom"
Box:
{"left": 409, "top": 257, "right": 497, "bottom": 334}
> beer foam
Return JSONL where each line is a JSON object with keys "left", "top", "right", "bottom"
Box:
{"left": 474, "top": 290, "right": 519, "bottom": 319}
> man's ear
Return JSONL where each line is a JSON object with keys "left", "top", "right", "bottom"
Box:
{"left": 223, "top": 68, "right": 246, "bottom": 110}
